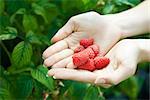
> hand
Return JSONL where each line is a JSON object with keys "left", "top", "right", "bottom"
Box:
{"left": 47, "top": 39, "right": 142, "bottom": 88}
{"left": 42, "top": 11, "right": 122, "bottom": 68}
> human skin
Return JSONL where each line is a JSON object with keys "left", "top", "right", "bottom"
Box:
{"left": 48, "top": 39, "right": 150, "bottom": 88}
{"left": 43, "top": 1, "right": 150, "bottom": 87}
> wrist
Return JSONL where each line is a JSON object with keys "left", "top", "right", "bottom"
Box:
{"left": 135, "top": 39, "right": 150, "bottom": 62}
{"left": 103, "top": 1, "right": 150, "bottom": 39}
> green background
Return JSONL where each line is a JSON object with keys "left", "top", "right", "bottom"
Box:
{"left": 0, "top": 0, "right": 149, "bottom": 100}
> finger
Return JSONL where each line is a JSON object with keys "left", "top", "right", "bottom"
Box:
{"left": 95, "top": 64, "right": 136, "bottom": 85}
{"left": 52, "top": 56, "right": 72, "bottom": 68}
{"left": 48, "top": 68, "right": 97, "bottom": 83}
{"left": 44, "top": 49, "right": 73, "bottom": 67}
{"left": 64, "top": 32, "right": 88, "bottom": 50}
{"left": 66, "top": 62, "right": 77, "bottom": 69}
{"left": 51, "top": 19, "right": 74, "bottom": 42}
{"left": 43, "top": 40, "right": 68, "bottom": 59}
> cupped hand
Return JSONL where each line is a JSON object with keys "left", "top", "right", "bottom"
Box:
{"left": 42, "top": 11, "right": 122, "bottom": 68}
{"left": 47, "top": 39, "right": 140, "bottom": 88}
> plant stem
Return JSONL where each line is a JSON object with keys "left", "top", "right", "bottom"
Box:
{"left": 97, "top": 86, "right": 105, "bottom": 100}
{"left": 0, "top": 41, "right": 11, "bottom": 60}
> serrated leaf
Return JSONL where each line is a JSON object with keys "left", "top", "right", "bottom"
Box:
{"left": 83, "top": 85, "right": 104, "bottom": 100}
{"left": 14, "top": 75, "right": 33, "bottom": 99}
{"left": 23, "top": 14, "right": 38, "bottom": 33}
{"left": 10, "top": 8, "right": 26, "bottom": 23}
{"left": 0, "top": 0, "right": 5, "bottom": 15}
{"left": 0, "top": 27, "right": 17, "bottom": 40}
{"left": 31, "top": 65, "right": 54, "bottom": 91}
{"left": 12, "top": 41, "right": 33, "bottom": 67}
{"left": 26, "top": 31, "right": 42, "bottom": 45}
{"left": 32, "top": 3, "right": 48, "bottom": 23}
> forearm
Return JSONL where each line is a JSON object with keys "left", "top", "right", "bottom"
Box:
{"left": 105, "top": 0, "right": 150, "bottom": 38}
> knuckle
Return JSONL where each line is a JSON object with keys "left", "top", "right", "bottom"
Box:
{"left": 89, "top": 11, "right": 100, "bottom": 16}
{"left": 70, "top": 16, "right": 76, "bottom": 22}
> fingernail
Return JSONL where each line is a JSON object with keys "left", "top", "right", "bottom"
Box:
{"left": 96, "top": 79, "right": 106, "bottom": 84}
{"left": 53, "top": 76, "right": 56, "bottom": 79}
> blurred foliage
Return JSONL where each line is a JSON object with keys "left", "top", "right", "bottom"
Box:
{"left": 0, "top": 0, "right": 149, "bottom": 100}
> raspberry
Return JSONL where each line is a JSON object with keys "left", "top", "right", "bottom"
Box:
{"left": 78, "top": 59, "right": 95, "bottom": 71}
{"left": 89, "top": 44, "right": 99, "bottom": 56}
{"left": 80, "top": 38, "right": 94, "bottom": 48}
{"left": 72, "top": 52, "right": 89, "bottom": 66}
{"left": 94, "top": 57, "right": 110, "bottom": 69}
{"left": 83, "top": 48, "right": 95, "bottom": 59}
{"left": 73, "top": 37, "right": 110, "bottom": 71}
{"left": 74, "top": 45, "right": 85, "bottom": 53}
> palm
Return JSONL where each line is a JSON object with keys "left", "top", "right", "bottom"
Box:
{"left": 42, "top": 11, "right": 122, "bottom": 75}
{"left": 47, "top": 40, "right": 138, "bottom": 88}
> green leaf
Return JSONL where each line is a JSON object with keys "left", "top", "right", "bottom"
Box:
{"left": 32, "top": 3, "right": 48, "bottom": 23}
{"left": 0, "top": 78, "right": 12, "bottom": 99}
{"left": 82, "top": 0, "right": 89, "bottom": 5}
{"left": 5, "top": 0, "right": 29, "bottom": 15}
{"left": 116, "top": 0, "right": 135, "bottom": 7}
{"left": 43, "top": 3, "right": 58, "bottom": 24}
{"left": 83, "top": 85, "right": 104, "bottom": 100}
{"left": 31, "top": 80, "right": 46, "bottom": 99}
{"left": 10, "top": 8, "right": 26, "bottom": 23}
{"left": 14, "top": 75, "right": 33, "bottom": 99}
{"left": 31, "top": 65, "right": 54, "bottom": 91}
{"left": 12, "top": 41, "right": 33, "bottom": 67}
{"left": 128, "top": 0, "right": 141, "bottom": 5}
{"left": 23, "top": 14, "right": 38, "bottom": 33}
{"left": 62, "top": 81, "right": 89, "bottom": 100}
{"left": 102, "top": 2, "right": 114, "bottom": 14}
{"left": 37, "top": 34, "right": 51, "bottom": 46}
{"left": 0, "top": 67, "right": 12, "bottom": 99}
{"left": 0, "top": 0, "right": 5, "bottom": 15}
{"left": 117, "top": 76, "right": 139, "bottom": 99}
{"left": 0, "top": 27, "right": 17, "bottom": 40}
{"left": 26, "top": 31, "right": 42, "bottom": 45}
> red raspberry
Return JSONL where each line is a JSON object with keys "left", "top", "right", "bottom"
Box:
{"left": 80, "top": 38, "right": 94, "bottom": 48}
{"left": 72, "top": 52, "right": 89, "bottom": 66}
{"left": 89, "top": 44, "right": 99, "bottom": 56}
{"left": 83, "top": 48, "right": 95, "bottom": 59}
{"left": 94, "top": 57, "right": 110, "bottom": 69}
{"left": 78, "top": 59, "right": 95, "bottom": 71}
{"left": 74, "top": 45, "right": 85, "bottom": 53}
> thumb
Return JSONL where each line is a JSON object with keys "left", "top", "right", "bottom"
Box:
{"left": 51, "top": 19, "right": 74, "bottom": 43}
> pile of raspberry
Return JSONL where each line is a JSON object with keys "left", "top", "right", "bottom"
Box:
{"left": 72, "top": 38, "right": 110, "bottom": 71}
